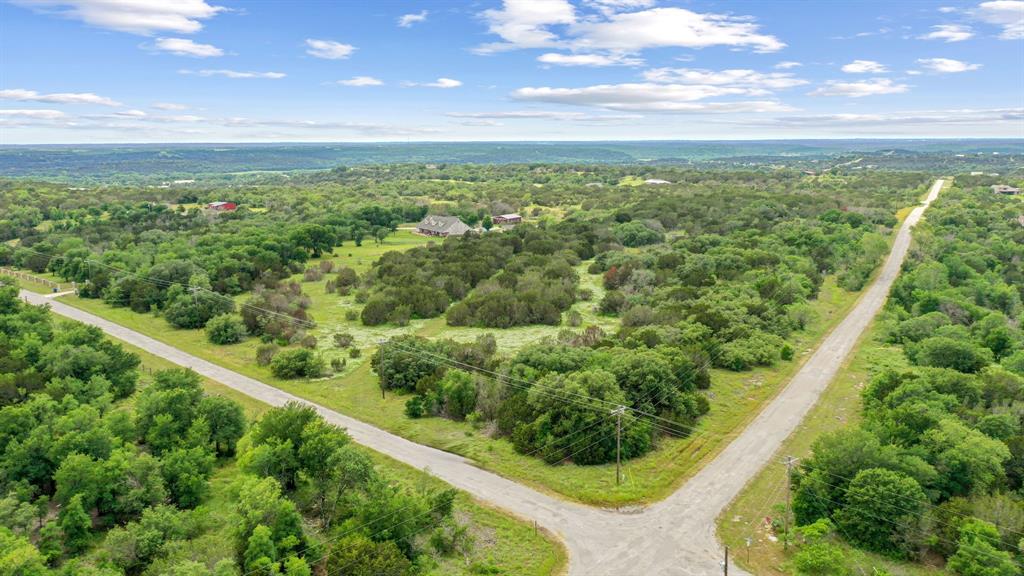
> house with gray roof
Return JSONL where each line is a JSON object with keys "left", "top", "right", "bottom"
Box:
{"left": 415, "top": 215, "right": 472, "bottom": 237}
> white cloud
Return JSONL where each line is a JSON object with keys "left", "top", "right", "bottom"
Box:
{"left": 569, "top": 7, "right": 785, "bottom": 53}
{"left": 938, "top": 6, "right": 959, "bottom": 13}
{"left": 642, "top": 68, "right": 808, "bottom": 90}
{"left": 305, "top": 39, "right": 355, "bottom": 60}
{"left": 179, "top": 69, "right": 286, "bottom": 79}
{"left": 0, "top": 109, "right": 67, "bottom": 119}
{"left": 475, "top": 0, "right": 576, "bottom": 53}
{"left": 12, "top": 0, "right": 225, "bottom": 35}
{"left": 512, "top": 82, "right": 793, "bottom": 112}
{"left": 337, "top": 76, "right": 384, "bottom": 87}
{"left": 153, "top": 102, "right": 188, "bottom": 110}
{"left": 916, "top": 57, "right": 982, "bottom": 72}
{"left": 114, "top": 109, "right": 147, "bottom": 117}
{"left": 0, "top": 88, "right": 121, "bottom": 106}
{"left": 407, "top": 77, "right": 462, "bottom": 88}
{"left": 774, "top": 61, "right": 802, "bottom": 69}
{"left": 975, "top": 0, "right": 1024, "bottom": 39}
{"left": 918, "top": 24, "right": 975, "bottom": 42}
{"left": 537, "top": 52, "right": 643, "bottom": 66}
{"left": 766, "top": 107, "right": 1023, "bottom": 127}
{"left": 810, "top": 78, "right": 910, "bottom": 97}
{"left": 152, "top": 37, "right": 223, "bottom": 57}
{"left": 841, "top": 59, "right": 888, "bottom": 73}
{"left": 398, "top": 10, "right": 428, "bottom": 27}
{"left": 475, "top": 2, "right": 784, "bottom": 54}
{"left": 446, "top": 110, "right": 641, "bottom": 121}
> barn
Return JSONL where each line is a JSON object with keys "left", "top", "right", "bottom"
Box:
{"left": 415, "top": 215, "right": 471, "bottom": 237}
{"left": 206, "top": 201, "right": 238, "bottom": 211}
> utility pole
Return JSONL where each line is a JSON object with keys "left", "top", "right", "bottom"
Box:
{"left": 378, "top": 338, "right": 387, "bottom": 400}
{"left": 723, "top": 546, "right": 729, "bottom": 576}
{"left": 611, "top": 405, "right": 626, "bottom": 485}
{"left": 783, "top": 456, "right": 798, "bottom": 551}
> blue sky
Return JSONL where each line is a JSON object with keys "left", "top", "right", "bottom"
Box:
{"left": 1, "top": 0, "right": 1022, "bottom": 143}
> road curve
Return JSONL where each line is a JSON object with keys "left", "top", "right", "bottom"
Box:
{"left": 20, "top": 179, "right": 944, "bottom": 576}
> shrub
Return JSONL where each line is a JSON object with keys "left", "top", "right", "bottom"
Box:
{"left": 344, "top": 310, "right": 358, "bottom": 321}
{"left": 333, "top": 332, "right": 354, "bottom": 348}
{"left": 205, "top": 314, "right": 247, "bottom": 345}
{"left": 300, "top": 335, "right": 318, "bottom": 349}
{"left": 302, "top": 267, "right": 323, "bottom": 282}
{"left": 348, "top": 347, "right": 361, "bottom": 359}
{"left": 256, "top": 343, "right": 279, "bottom": 366}
{"left": 270, "top": 349, "right": 324, "bottom": 379}
{"left": 600, "top": 290, "right": 626, "bottom": 314}
{"left": 911, "top": 336, "right": 993, "bottom": 373}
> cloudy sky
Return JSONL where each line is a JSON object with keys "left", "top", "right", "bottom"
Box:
{"left": 1, "top": 0, "right": 1022, "bottom": 143}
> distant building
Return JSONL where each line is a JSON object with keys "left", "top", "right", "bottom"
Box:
{"left": 992, "top": 185, "right": 1021, "bottom": 195}
{"left": 416, "top": 215, "right": 471, "bottom": 237}
{"left": 492, "top": 213, "right": 522, "bottom": 225}
{"left": 644, "top": 178, "right": 671, "bottom": 185}
{"left": 206, "top": 201, "right": 238, "bottom": 211}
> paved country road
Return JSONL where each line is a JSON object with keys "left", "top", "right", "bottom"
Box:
{"left": 20, "top": 179, "right": 945, "bottom": 576}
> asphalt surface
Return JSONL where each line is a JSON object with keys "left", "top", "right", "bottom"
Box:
{"left": 20, "top": 179, "right": 943, "bottom": 576}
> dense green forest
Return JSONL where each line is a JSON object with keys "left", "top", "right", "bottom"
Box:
{"left": 788, "top": 182, "right": 1024, "bottom": 574}
{"left": 0, "top": 280, "right": 513, "bottom": 576}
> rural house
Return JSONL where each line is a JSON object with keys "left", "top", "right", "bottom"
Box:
{"left": 992, "top": 184, "right": 1021, "bottom": 195}
{"left": 415, "top": 215, "right": 472, "bottom": 237}
{"left": 206, "top": 201, "right": 237, "bottom": 211}
{"left": 492, "top": 213, "right": 522, "bottom": 225}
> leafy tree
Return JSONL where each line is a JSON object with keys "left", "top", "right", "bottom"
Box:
{"left": 0, "top": 526, "right": 48, "bottom": 576}
{"left": 243, "top": 525, "right": 278, "bottom": 575}
{"left": 835, "top": 468, "right": 926, "bottom": 557}
{"left": 60, "top": 493, "right": 92, "bottom": 554}
{"left": 947, "top": 519, "right": 1018, "bottom": 576}
{"left": 199, "top": 395, "right": 246, "bottom": 456}
{"left": 327, "top": 534, "right": 410, "bottom": 576}
{"left": 161, "top": 446, "right": 216, "bottom": 508}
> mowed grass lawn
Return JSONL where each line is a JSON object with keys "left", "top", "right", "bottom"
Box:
{"left": 49, "top": 261, "right": 863, "bottom": 506}
{"left": 98, "top": 331, "right": 567, "bottom": 576}
{"left": 717, "top": 321, "right": 942, "bottom": 576}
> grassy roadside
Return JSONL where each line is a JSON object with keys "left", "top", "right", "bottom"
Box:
{"left": 40, "top": 272, "right": 861, "bottom": 506}
{"left": 716, "top": 321, "right": 941, "bottom": 576}
{"left": 107, "top": 332, "right": 567, "bottom": 576}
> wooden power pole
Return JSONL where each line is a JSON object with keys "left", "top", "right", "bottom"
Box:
{"left": 378, "top": 338, "right": 387, "bottom": 400}
{"left": 611, "top": 405, "right": 626, "bottom": 485}
{"left": 783, "top": 455, "right": 798, "bottom": 550}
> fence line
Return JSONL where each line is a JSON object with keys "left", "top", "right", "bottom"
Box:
{"left": 0, "top": 267, "right": 64, "bottom": 291}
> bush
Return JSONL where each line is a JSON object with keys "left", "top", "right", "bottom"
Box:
{"left": 344, "top": 310, "right": 358, "bottom": 321}
{"left": 333, "top": 332, "right": 354, "bottom": 348}
{"left": 302, "top": 267, "right": 323, "bottom": 282}
{"left": 600, "top": 290, "right": 626, "bottom": 314}
{"left": 348, "top": 347, "right": 361, "bottom": 359}
{"left": 205, "top": 314, "right": 247, "bottom": 345}
{"left": 911, "top": 336, "right": 993, "bottom": 373}
{"left": 300, "top": 335, "right": 318, "bottom": 349}
{"left": 270, "top": 349, "right": 324, "bottom": 379}
{"left": 256, "top": 343, "right": 279, "bottom": 366}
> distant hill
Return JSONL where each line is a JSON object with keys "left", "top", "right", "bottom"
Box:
{"left": 0, "top": 139, "right": 1021, "bottom": 181}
